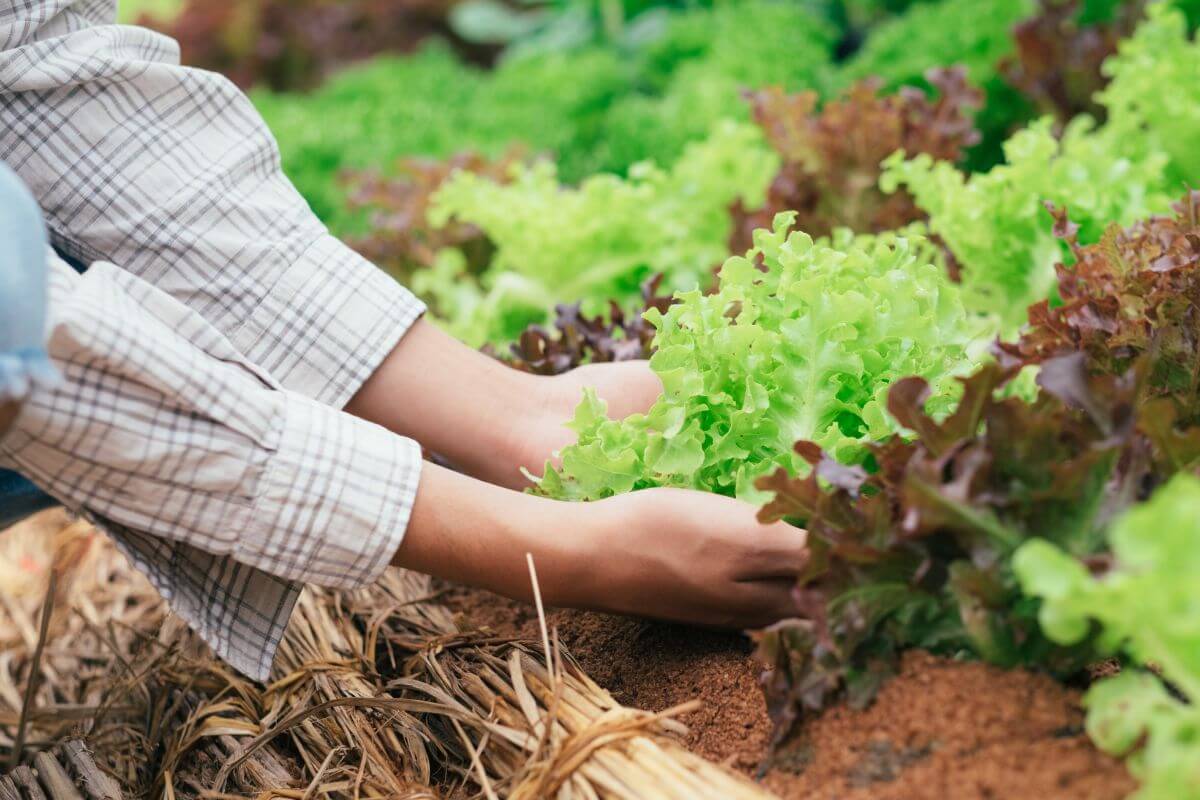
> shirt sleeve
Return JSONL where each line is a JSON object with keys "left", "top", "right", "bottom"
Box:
{"left": 0, "top": 3, "right": 424, "bottom": 408}
{"left": 0, "top": 256, "right": 424, "bottom": 680}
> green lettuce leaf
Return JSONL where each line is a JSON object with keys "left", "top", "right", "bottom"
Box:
{"left": 1100, "top": 2, "right": 1200, "bottom": 188}
{"left": 427, "top": 121, "right": 778, "bottom": 346}
{"left": 882, "top": 116, "right": 1171, "bottom": 330}
{"left": 1015, "top": 473, "right": 1200, "bottom": 800}
{"left": 536, "top": 214, "right": 989, "bottom": 501}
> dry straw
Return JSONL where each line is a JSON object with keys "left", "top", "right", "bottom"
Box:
{"left": 0, "top": 512, "right": 776, "bottom": 799}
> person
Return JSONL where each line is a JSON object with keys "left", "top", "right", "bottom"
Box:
{"left": 0, "top": 2, "right": 806, "bottom": 680}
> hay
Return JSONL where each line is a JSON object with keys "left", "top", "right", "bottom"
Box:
{"left": 0, "top": 512, "right": 777, "bottom": 800}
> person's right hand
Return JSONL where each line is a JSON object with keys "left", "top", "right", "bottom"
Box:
{"left": 395, "top": 462, "right": 806, "bottom": 630}
{"left": 563, "top": 487, "right": 808, "bottom": 629}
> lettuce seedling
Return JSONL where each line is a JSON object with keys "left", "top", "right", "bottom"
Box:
{"left": 755, "top": 193, "right": 1200, "bottom": 751}
{"left": 426, "top": 121, "right": 777, "bottom": 346}
{"left": 536, "top": 215, "right": 987, "bottom": 501}
{"left": 1016, "top": 473, "right": 1200, "bottom": 800}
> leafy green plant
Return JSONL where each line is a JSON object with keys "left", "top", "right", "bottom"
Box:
{"left": 1015, "top": 473, "right": 1200, "bottom": 800}
{"left": 881, "top": 116, "right": 1171, "bottom": 330}
{"left": 256, "top": 0, "right": 836, "bottom": 232}
{"left": 534, "top": 215, "right": 985, "bottom": 501}
{"left": 754, "top": 193, "right": 1200, "bottom": 775}
{"left": 998, "top": 197, "right": 1200, "bottom": 428}
{"left": 838, "top": 0, "right": 1034, "bottom": 91}
{"left": 632, "top": 0, "right": 838, "bottom": 93}
{"left": 838, "top": 0, "right": 1037, "bottom": 167}
{"left": 345, "top": 148, "right": 525, "bottom": 279}
{"left": 753, "top": 356, "right": 1135, "bottom": 737}
{"left": 254, "top": 43, "right": 631, "bottom": 229}
{"left": 425, "top": 121, "right": 777, "bottom": 346}
{"left": 882, "top": 4, "right": 1200, "bottom": 333}
{"left": 839, "top": 0, "right": 922, "bottom": 29}
{"left": 491, "top": 275, "right": 672, "bottom": 374}
{"left": 730, "top": 66, "right": 981, "bottom": 251}
{"left": 999, "top": 0, "right": 1145, "bottom": 124}
{"left": 449, "top": 0, "right": 840, "bottom": 177}
{"left": 1100, "top": 2, "right": 1200, "bottom": 188}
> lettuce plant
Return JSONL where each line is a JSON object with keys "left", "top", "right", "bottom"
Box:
{"left": 754, "top": 356, "right": 1136, "bottom": 737}
{"left": 881, "top": 117, "right": 1171, "bottom": 330}
{"left": 838, "top": 0, "right": 1037, "bottom": 168}
{"left": 633, "top": 0, "right": 837, "bottom": 94}
{"left": 1015, "top": 473, "right": 1200, "bottom": 800}
{"left": 882, "top": 5, "right": 1200, "bottom": 333}
{"left": 254, "top": 44, "right": 631, "bottom": 228}
{"left": 426, "top": 121, "right": 777, "bottom": 346}
{"left": 255, "top": 0, "right": 836, "bottom": 231}
{"left": 535, "top": 215, "right": 986, "bottom": 501}
{"left": 345, "top": 148, "right": 525, "bottom": 280}
{"left": 755, "top": 194, "right": 1200, "bottom": 773}
{"left": 1100, "top": 2, "right": 1200, "bottom": 188}
{"left": 731, "top": 66, "right": 981, "bottom": 251}
{"left": 838, "top": 0, "right": 1035, "bottom": 91}
{"left": 494, "top": 276, "right": 671, "bottom": 376}
{"left": 999, "top": 0, "right": 1144, "bottom": 124}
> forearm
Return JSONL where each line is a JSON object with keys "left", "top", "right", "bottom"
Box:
{"left": 393, "top": 461, "right": 601, "bottom": 604}
{"left": 394, "top": 468, "right": 809, "bottom": 630}
{"left": 345, "top": 319, "right": 664, "bottom": 489}
{"left": 346, "top": 319, "right": 565, "bottom": 488}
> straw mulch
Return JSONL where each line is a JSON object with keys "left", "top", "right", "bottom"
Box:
{"left": 0, "top": 511, "right": 778, "bottom": 800}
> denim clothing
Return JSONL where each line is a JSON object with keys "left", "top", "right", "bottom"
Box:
{"left": 0, "top": 162, "right": 59, "bottom": 527}
{"left": 0, "top": 162, "right": 57, "bottom": 403}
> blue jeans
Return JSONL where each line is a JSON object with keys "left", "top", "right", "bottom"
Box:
{"left": 0, "top": 162, "right": 59, "bottom": 527}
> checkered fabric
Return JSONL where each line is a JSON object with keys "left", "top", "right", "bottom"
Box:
{"left": 0, "top": 2, "right": 427, "bottom": 680}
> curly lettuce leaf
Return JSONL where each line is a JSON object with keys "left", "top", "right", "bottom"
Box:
{"left": 427, "top": 121, "right": 777, "bottom": 346}
{"left": 535, "top": 215, "right": 989, "bottom": 501}
{"left": 1015, "top": 472, "right": 1200, "bottom": 800}
{"left": 882, "top": 116, "right": 1171, "bottom": 330}
{"left": 1100, "top": 2, "right": 1200, "bottom": 188}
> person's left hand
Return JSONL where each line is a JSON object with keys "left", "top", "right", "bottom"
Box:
{"left": 555, "top": 359, "right": 663, "bottom": 421}
{"left": 511, "top": 360, "right": 663, "bottom": 482}
{"left": 346, "top": 319, "right": 663, "bottom": 491}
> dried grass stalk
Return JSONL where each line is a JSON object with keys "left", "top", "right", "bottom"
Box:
{"left": 343, "top": 571, "right": 776, "bottom": 799}
{"left": 1, "top": 514, "right": 778, "bottom": 800}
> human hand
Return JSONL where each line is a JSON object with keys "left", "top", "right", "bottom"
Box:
{"left": 557, "top": 487, "right": 807, "bottom": 629}
{"left": 512, "top": 360, "right": 663, "bottom": 480}
{"left": 396, "top": 464, "right": 805, "bottom": 630}
{"left": 346, "top": 320, "right": 661, "bottom": 491}
{"left": 553, "top": 359, "right": 664, "bottom": 422}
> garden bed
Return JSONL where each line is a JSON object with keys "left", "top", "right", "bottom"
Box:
{"left": 443, "top": 585, "right": 1133, "bottom": 800}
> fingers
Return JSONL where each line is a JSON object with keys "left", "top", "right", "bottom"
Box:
{"left": 727, "top": 519, "right": 809, "bottom": 581}
{"left": 677, "top": 490, "right": 809, "bottom": 580}
{"left": 583, "top": 360, "right": 662, "bottom": 420}
{"left": 725, "top": 578, "right": 799, "bottom": 628}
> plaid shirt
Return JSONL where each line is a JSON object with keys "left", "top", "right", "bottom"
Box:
{"left": 0, "top": 2, "right": 426, "bottom": 680}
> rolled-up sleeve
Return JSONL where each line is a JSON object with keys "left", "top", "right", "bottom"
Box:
{"left": 0, "top": 3, "right": 424, "bottom": 407}
{"left": 0, "top": 256, "right": 423, "bottom": 679}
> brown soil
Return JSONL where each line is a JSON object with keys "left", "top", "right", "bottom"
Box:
{"left": 441, "top": 585, "right": 1136, "bottom": 800}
